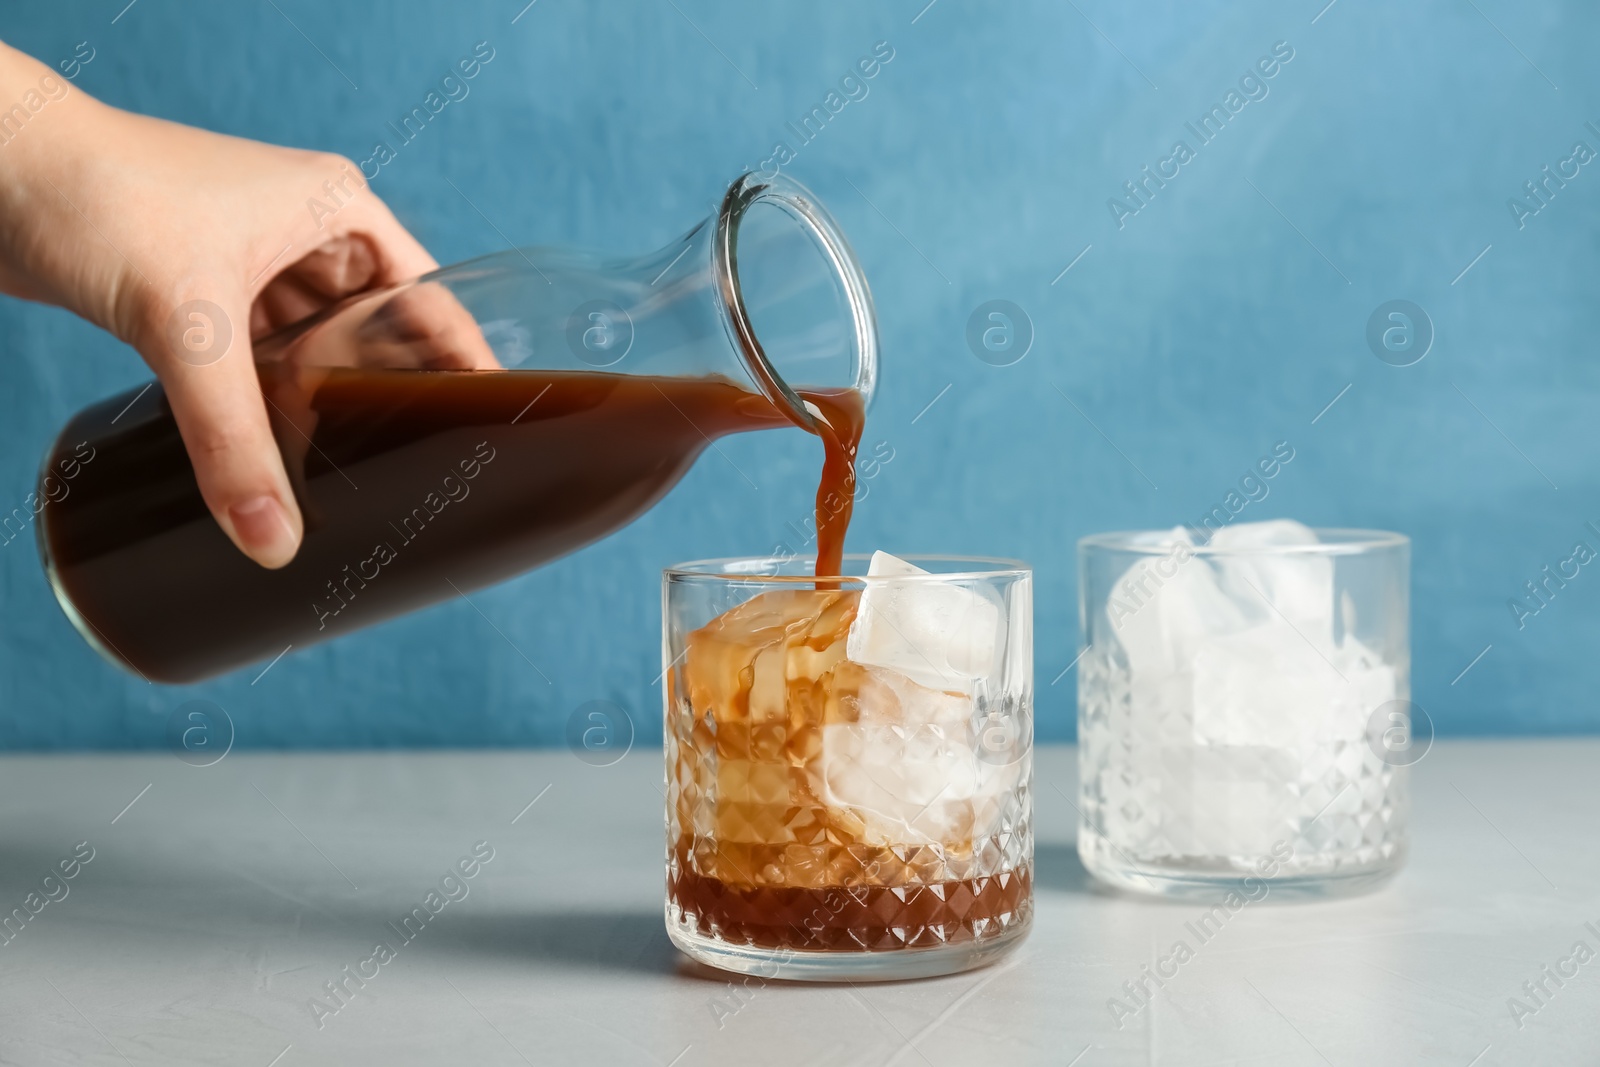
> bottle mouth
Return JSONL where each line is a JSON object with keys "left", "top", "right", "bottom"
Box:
{"left": 714, "top": 173, "right": 879, "bottom": 434}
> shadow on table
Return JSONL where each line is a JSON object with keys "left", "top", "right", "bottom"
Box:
{"left": 1034, "top": 841, "right": 1097, "bottom": 894}
{"left": 0, "top": 841, "right": 85, "bottom": 880}
{"left": 434, "top": 909, "right": 680, "bottom": 976}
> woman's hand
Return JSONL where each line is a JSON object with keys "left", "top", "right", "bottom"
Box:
{"left": 0, "top": 40, "right": 439, "bottom": 568}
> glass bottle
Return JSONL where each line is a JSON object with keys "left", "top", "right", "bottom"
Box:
{"left": 36, "top": 173, "right": 878, "bottom": 684}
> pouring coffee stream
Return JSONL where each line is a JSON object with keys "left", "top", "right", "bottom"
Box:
{"left": 37, "top": 174, "right": 877, "bottom": 683}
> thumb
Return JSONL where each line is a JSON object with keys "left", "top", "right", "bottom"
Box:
{"left": 145, "top": 296, "right": 304, "bottom": 569}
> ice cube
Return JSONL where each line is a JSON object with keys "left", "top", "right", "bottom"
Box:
{"left": 1110, "top": 527, "right": 1248, "bottom": 679}
{"left": 817, "top": 661, "right": 1016, "bottom": 848}
{"left": 1188, "top": 523, "right": 1388, "bottom": 752}
{"left": 1207, "top": 518, "right": 1320, "bottom": 551}
{"left": 679, "top": 587, "right": 859, "bottom": 875}
{"left": 1101, "top": 521, "right": 1400, "bottom": 857}
{"left": 846, "top": 551, "right": 1003, "bottom": 693}
{"left": 1191, "top": 628, "right": 1389, "bottom": 750}
{"left": 1172, "top": 630, "right": 1396, "bottom": 855}
{"left": 1154, "top": 743, "right": 1301, "bottom": 857}
{"left": 1209, "top": 520, "right": 1335, "bottom": 644}
{"left": 683, "top": 587, "right": 853, "bottom": 726}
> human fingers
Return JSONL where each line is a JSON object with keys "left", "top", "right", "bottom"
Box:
{"left": 145, "top": 294, "right": 304, "bottom": 568}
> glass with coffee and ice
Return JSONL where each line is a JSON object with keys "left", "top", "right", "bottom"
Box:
{"left": 663, "top": 553, "right": 1033, "bottom": 980}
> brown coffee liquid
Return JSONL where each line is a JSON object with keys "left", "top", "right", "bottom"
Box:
{"left": 41, "top": 366, "right": 863, "bottom": 684}
{"left": 669, "top": 860, "right": 1033, "bottom": 952}
{"left": 801, "top": 389, "right": 863, "bottom": 579}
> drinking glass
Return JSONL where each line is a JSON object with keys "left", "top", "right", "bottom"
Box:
{"left": 1077, "top": 528, "right": 1411, "bottom": 899}
{"left": 663, "top": 555, "right": 1034, "bottom": 980}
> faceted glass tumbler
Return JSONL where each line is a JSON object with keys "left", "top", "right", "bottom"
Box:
{"left": 663, "top": 555, "right": 1034, "bottom": 980}
{"left": 1077, "top": 528, "right": 1411, "bottom": 899}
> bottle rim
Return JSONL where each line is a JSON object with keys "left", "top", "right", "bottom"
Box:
{"left": 714, "top": 172, "right": 879, "bottom": 435}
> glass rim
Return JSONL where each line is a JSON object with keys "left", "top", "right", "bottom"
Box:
{"left": 715, "top": 171, "right": 879, "bottom": 435}
{"left": 1078, "top": 527, "right": 1408, "bottom": 557}
{"left": 664, "top": 553, "right": 1030, "bottom": 583}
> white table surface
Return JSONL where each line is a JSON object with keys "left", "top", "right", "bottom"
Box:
{"left": 0, "top": 740, "right": 1593, "bottom": 1066}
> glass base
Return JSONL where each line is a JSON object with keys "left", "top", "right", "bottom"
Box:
{"left": 1078, "top": 830, "right": 1405, "bottom": 902}
{"left": 666, "top": 913, "right": 1032, "bottom": 982}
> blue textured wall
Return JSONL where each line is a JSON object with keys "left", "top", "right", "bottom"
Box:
{"left": 1, "top": 0, "right": 1597, "bottom": 748}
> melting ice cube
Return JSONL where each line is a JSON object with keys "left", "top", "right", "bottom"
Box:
{"left": 845, "top": 551, "right": 1003, "bottom": 693}
{"left": 819, "top": 661, "right": 1017, "bottom": 849}
{"left": 1208, "top": 519, "right": 1334, "bottom": 642}
{"left": 1109, "top": 526, "right": 1247, "bottom": 680}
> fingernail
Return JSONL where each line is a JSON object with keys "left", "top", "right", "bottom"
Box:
{"left": 228, "top": 495, "right": 298, "bottom": 567}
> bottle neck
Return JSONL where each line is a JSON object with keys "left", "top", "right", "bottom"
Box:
{"left": 711, "top": 172, "right": 878, "bottom": 436}
{"left": 246, "top": 173, "right": 878, "bottom": 442}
